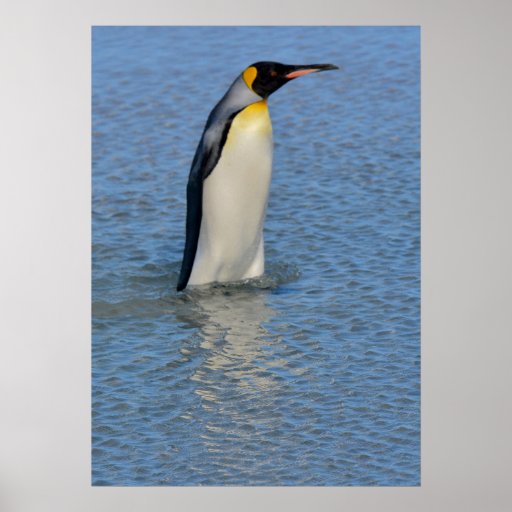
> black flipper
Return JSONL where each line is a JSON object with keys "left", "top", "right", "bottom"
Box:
{"left": 176, "top": 164, "right": 204, "bottom": 291}
{"left": 176, "top": 141, "right": 208, "bottom": 292}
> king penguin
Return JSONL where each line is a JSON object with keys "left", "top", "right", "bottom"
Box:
{"left": 177, "top": 61, "right": 338, "bottom": 291}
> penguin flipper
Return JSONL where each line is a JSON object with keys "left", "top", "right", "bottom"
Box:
{"left": 176, "top": 146, "right": 208, "bottom": 292}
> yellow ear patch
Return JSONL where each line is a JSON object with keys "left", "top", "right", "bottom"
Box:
{"left": 242, "top": 66, "right": 257, "bottom": 90}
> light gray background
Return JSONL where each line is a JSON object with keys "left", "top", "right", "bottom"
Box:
{"left": 1, "top": 0, "right": 511, "bottom": 511}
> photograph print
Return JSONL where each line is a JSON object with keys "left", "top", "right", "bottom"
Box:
{"left": 92, "top": 26, "right": 420, "bottom": 486}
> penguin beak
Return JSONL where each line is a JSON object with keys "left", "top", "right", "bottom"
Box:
{"left": 284, "top": 63, "right": 339, "bottom": 80}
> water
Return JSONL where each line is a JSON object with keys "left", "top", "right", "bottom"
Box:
{"left": 92, "top": 26, "right": 420, "bottom": 486}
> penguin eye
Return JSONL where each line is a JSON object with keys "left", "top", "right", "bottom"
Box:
{"left": 270, "top": 70, "right": 278, "bottom": 77}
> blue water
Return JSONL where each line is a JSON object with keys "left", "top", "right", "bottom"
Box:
{"left": 92, "top": 26, "right": 420, "bottom": 486}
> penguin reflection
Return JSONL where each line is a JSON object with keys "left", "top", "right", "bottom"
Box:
{"left": 187, "top": 288, "right": 280, "bottom": 399}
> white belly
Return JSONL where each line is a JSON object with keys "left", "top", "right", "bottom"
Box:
{"left": 188, "top": 100, "right": 273, "bottom": 286}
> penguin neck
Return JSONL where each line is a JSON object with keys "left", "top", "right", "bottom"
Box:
{"left": 213, "top": 75, "right": 264, "bottom": 120}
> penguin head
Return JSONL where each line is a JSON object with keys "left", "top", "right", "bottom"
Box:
{"left": 242, "top": 61, "right": 338, "bottom": 99}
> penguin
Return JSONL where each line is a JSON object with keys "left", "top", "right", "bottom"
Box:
{"left": 177, "top": 61, "right": 338, "bottom": 291}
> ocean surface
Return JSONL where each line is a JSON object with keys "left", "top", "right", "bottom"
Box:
{"left": 92, "top": 26, "right": 420, "bottom": 486}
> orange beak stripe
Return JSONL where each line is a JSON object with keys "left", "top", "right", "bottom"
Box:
{"left": 285, "top": 68, "right": 319, "bottom": 79}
